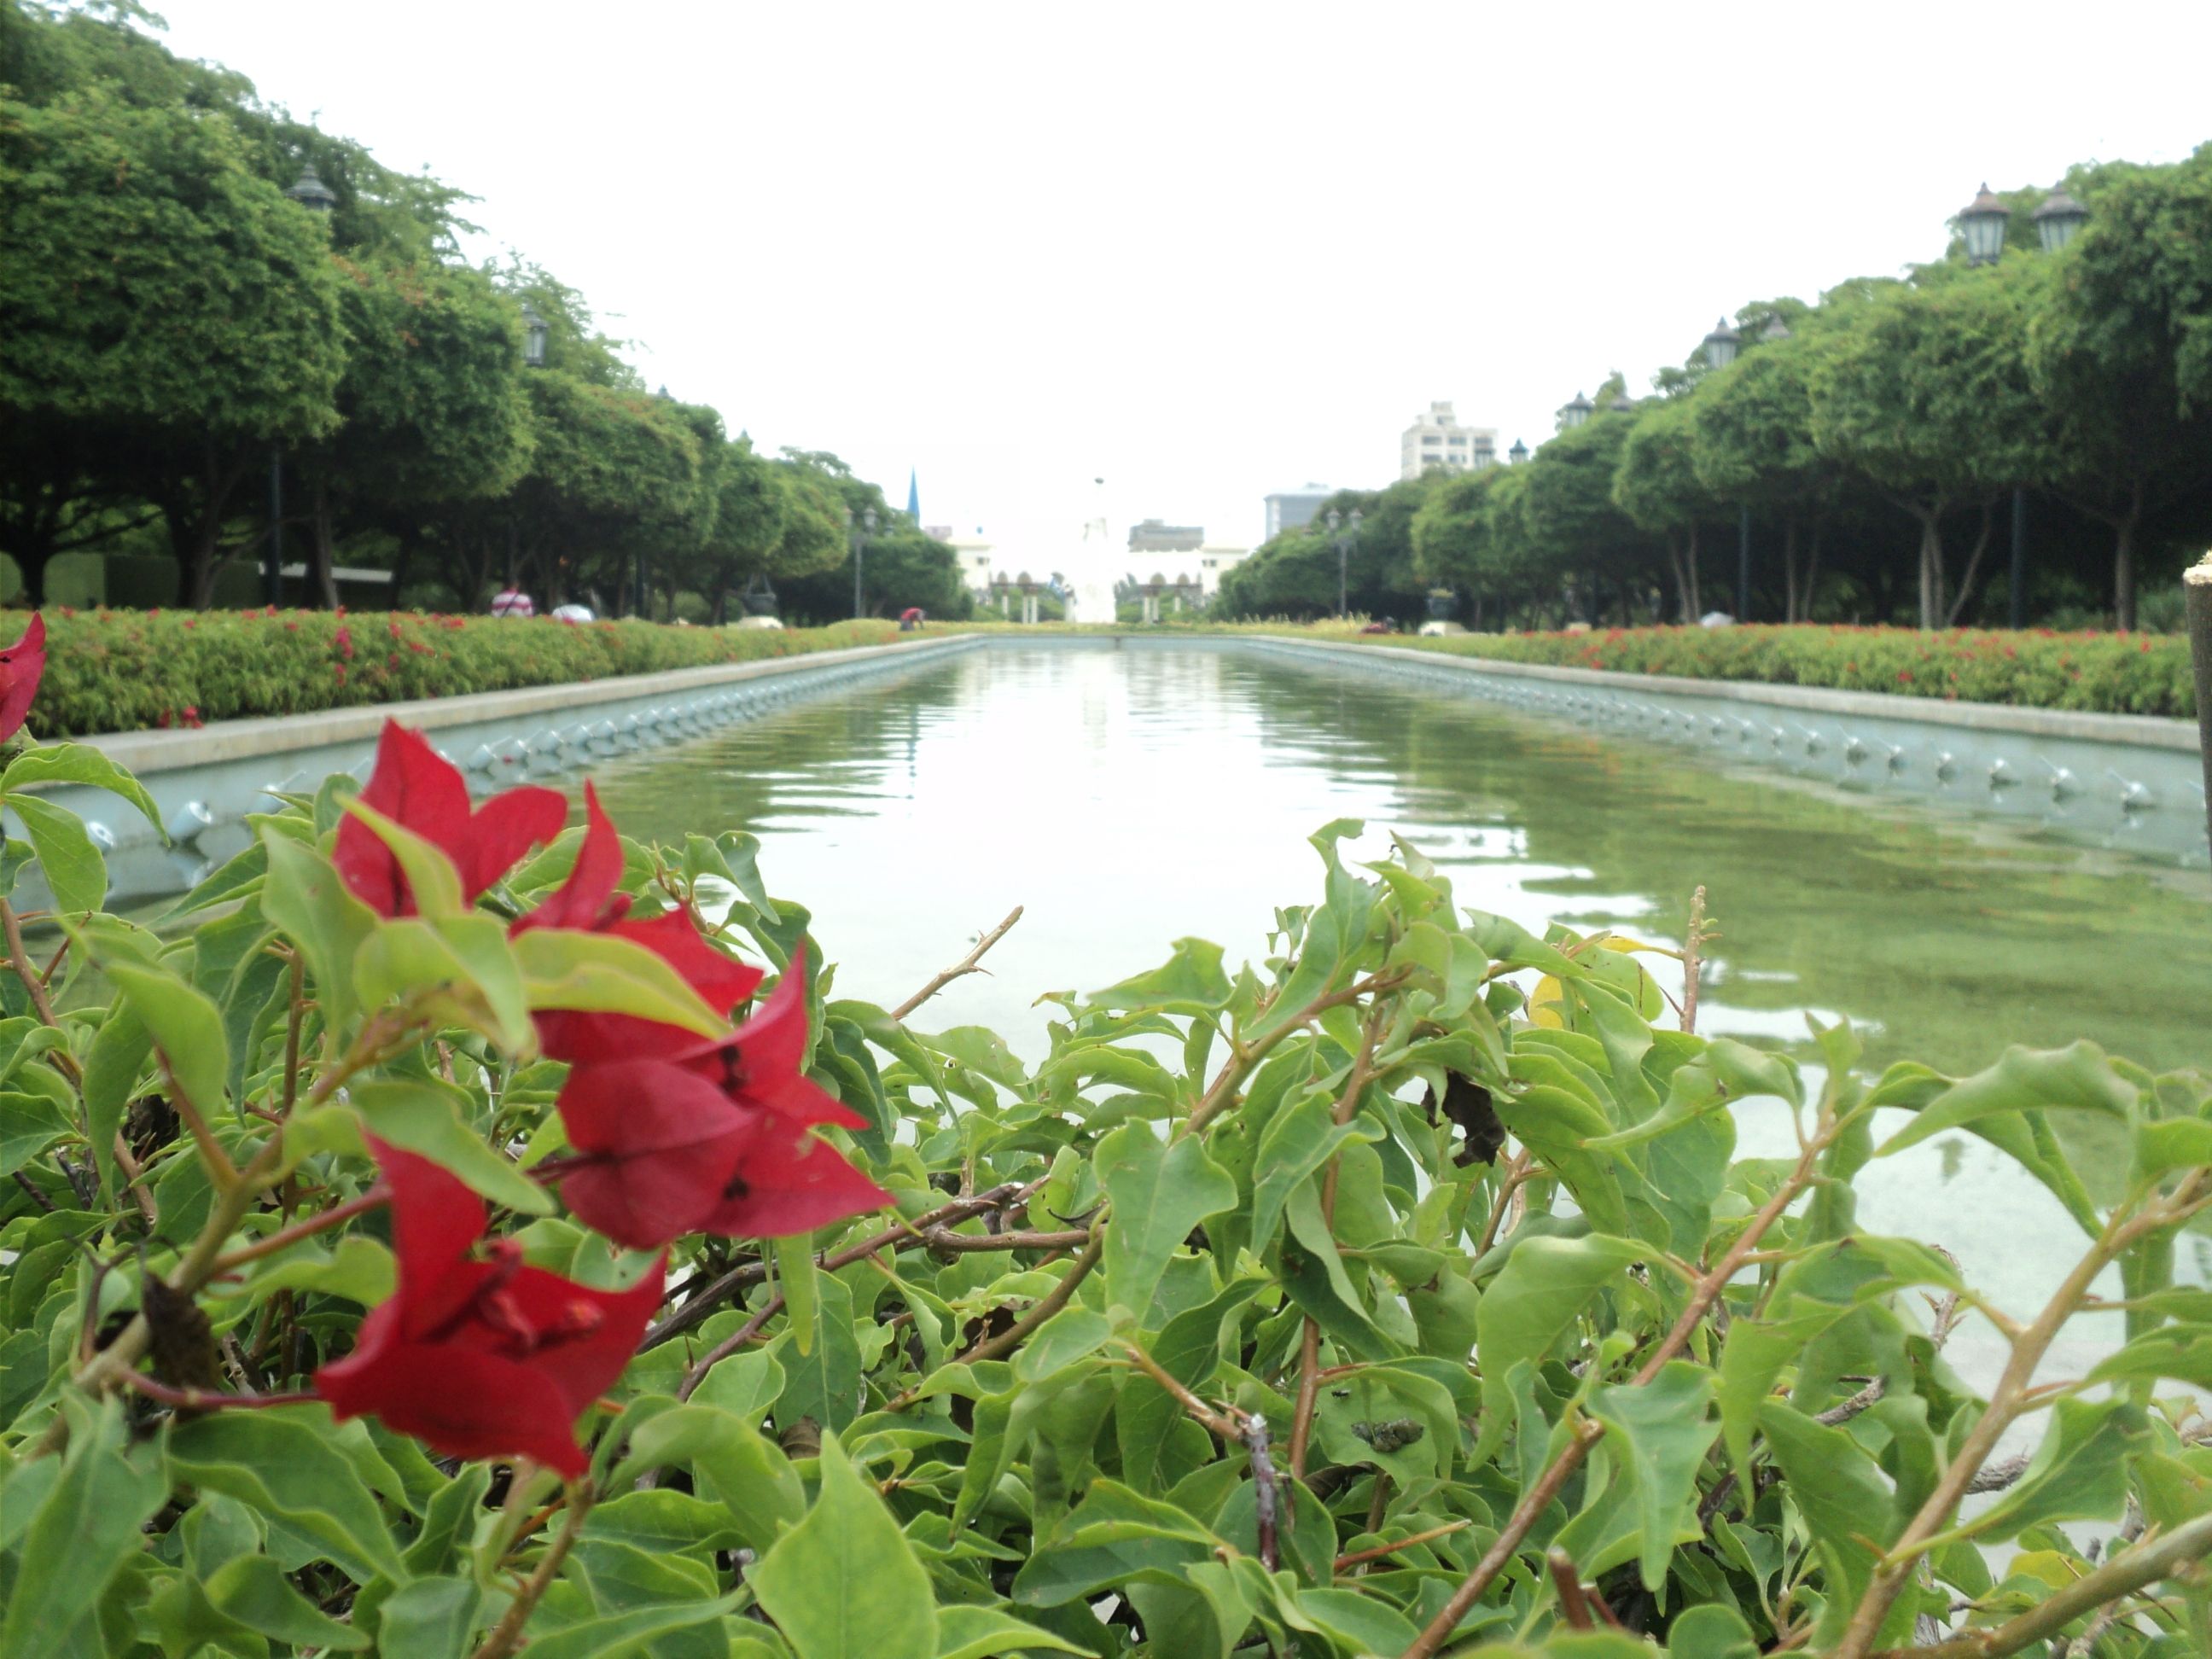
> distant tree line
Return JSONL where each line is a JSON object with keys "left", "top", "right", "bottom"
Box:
{"left": 0, "top": 1, "right": 970, "bottom": 622}
{"left": 1219, "top": 147, "right": 2212, "bottom": 633}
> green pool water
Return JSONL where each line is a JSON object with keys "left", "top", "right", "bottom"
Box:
{"left": 585, "top": 641, "right": 2210, "bottom": 1079}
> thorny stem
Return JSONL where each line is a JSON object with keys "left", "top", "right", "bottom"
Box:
{"left": 1548, "top": 1551, "right": 1596, "bottom": 1631}
{"left": 1866, "top": 1510, "right": 2212, "bottom": 1659}
{"left": 1833, "top": 1171, "right": 2208, "bottom": 1659}
{"left": 1333, "top": 1520, "right": 1473, "bottom": 1574}
{"left": 1474, "top": 1152, "right": 1543, "bottom": 1255}
{"left": 157, "top": 1051, "right": 240, "bottom": 1189}
{"left": 119, "top": 1372, "right": 317, "bottom": 1412}
{"left": 1290, "top": 1003, "right": 1388, "bottom": 1479}
{"left": 1182, "top": 969, "right": 1409, "bottom": 1139}
{"left": 1400, "top": 1095, "right": 1846, "bottom": 1659}
{"left": 1120, "top": 1342, "right": 1281, "bottom": 1572}
{"left": 469, "top": 1480, "right": 595, "bottom": 1659}
{"left": 1680, "top": 885, "right": 1708, "bottom": 1034}
{"left": 883, "top": 1231, "right": 1105, "bottom": 1411}
{"left": 645, "top": 1181, "right": 1039, "bottom": 1350}
{"left": 890, "top": 905, "right": 1023, "bottom": 1022}
{"left": 210, "top": 1185, "right": 389, "bottom": 1272}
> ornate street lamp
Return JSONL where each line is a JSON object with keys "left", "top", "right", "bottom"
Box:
{"left": 519, "top": 302, "right": 550, "bottom": 368}
{"left": 284, "top": 160, "right": 337, "bottom": 213}
{"left": 847, "top": 506, "right": 879, "bottom": 619}
{"left": 1701, "top": 317, "right": 1740, "bottom": 371}
{"left": 270, "top": 162, "right": 338, "bottom": 609}
{"left": 1761, "top": 315, "right": 1792, "bottom": 342}
{"left": 1557, "top": 393, "right": 1593, "bottom": 431}
{"left": 1507, "top": 439, "right": 1528, "bottom": 464}
{"left": 1959, "top": 183, "right": 2011, "bottom": 266}
{"left": 2033, "top": 183, "right": 2089, "bottom": 253}
{"left": 1326, "top": 507, "right": 1363, "bottom": 620}
{"left": 1609, "top": 394, "right": 1638, "bottom": 414}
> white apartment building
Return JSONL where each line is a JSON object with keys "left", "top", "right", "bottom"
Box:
{"left": 940, "top": 529, "right": 995, "bottom": 597}
{"left": 1400, "top": 402, "right": 1498, "bottom": 480}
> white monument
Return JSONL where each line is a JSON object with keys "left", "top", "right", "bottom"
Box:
{"left": 1065, "top": 476, "right": 1119, "bottom": 625}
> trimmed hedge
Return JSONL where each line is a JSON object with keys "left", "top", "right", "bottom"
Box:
{"left": 18, "top": 609, "right": 911, "bottom": 738}
{"left": 1362, "top": 623, "right": 2198, "bottom": 718}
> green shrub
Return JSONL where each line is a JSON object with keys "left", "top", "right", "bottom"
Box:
{"left": 1367, "top": 622, "right": 2197, "bottom": 718}
{"left": 20, "top": 608, "right": 913, "bottom": 737}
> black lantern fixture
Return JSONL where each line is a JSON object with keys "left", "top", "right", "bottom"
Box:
{"left": 1701, "top": 318, "right": 1741, "bottom": 371}
{"left": 519, "top": 303, "right": 549, "bottom": 369}
{"left": 655, "top": 385, "right": 674, "bottom": 402}
{"left": 2032, "top": 184, "right": 2089, "bottom": 253}
{"left": 1557, "top": 393, "right": 1594, "bottom": 430}
{"left": 848, "top": 506, "right": 879, "bottom": 620}
{"left": 1610, "top": 394, "right": 1638, "bottom": 414}
{"left": 284, "top": 160, "right": 337, "bottom": 213}
{"left": 1761, "top": 315, "right": 1793, "bottom": 342}
{"left": 1959, "top": 183, "right": 2011, "bottom": 266}
{"left": 1508, "top": 439, "right": 1528, "bottom": 464}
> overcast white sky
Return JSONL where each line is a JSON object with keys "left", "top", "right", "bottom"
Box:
{"left": 154, "top": 0, "right": 2210, "bottom": 565}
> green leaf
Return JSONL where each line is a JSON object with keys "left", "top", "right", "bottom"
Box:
{"left": 615, "top": 1402, "right": 806, "bottom": 1555}
{"left": 344, "top": 796, "right": 465, "bottom": 917}
{"left": 768, "top": 1267, "right": 864, "bottom": 1432}
{"left": 1474, "top": 1233, "right": 1643, "bottom": 1460}
{"left": 750, "top": 1429, "right": 937, "bottom": 1659}
{"left": 260, "top": 830, "right": 375, "bottom": 1033}
{"left": 1965, "top": 1399, "right": 2149, "bottom": 1542}
{"left": 1586, "top": 1362, "right": 1719, "bottom": 1591}
{"left": 169, "top": 1408, "right": 408, "bottom": 1585}
{"left": 10, "top": 792, "right": 105, "bottom": 913}
{"left": 2088, "top": 1324, "right": 2212, "bottom": 1388}
{"left": 1759, "top": 1401, "right": 1906, "bottom": 1650}
{"left": 1090, "top": 937, "right": 1232, "bottom": 1013}
{"left": 101, "top": 958, "right": 229, "bottom": 1125}
{"left": 933, "top": 1604, "right": 1089, "bottom": 1659}
{"left": 201, "top": 1551, "right": 371, "bottom": 1650}
{"left": 1873, "top": 1041, "right": 2139, "bottom": 1158}
{"left": 1011, "top": 1480, "right": 1221, "bottom": 1606}
{"left": 0, "top": 1396, "right": 168, "bottom": 1657}
{"left": 343, "top": 1080, "right": 554, "bottom": 1214}
{"left": 1668, "top": 1604, "right": 1761, "bottom": 1659}
{"left": 1096, "top": 1120, "right": 1236, "bottom": 1324}
{"left": 518, "top": 1598, "right": 743, "bottom": 1659}
{"left": 0, "top": 1086, "right": 71, "bottom": 1178}
{"left": 373, "top": 1577, "right": 482, "bottom": 1659}
{"left": 355, "top": 914, "right": 532, "bottom": 1053}
{"left": 2, "top": 742, "right": 164, "bottom": 835}
{"left": 1250, "top": 1086, "right": 1377, "bottom": 1254}
{"left": 777, "top": 1234, "right": 820, "bottom": 1358}
{"left": 511, "top": 925, "right": 728, "bottom": 1040}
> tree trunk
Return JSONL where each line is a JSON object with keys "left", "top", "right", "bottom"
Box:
{"left": 1471, "top": 592, "right": 1483, "bottom": 631}
{"left": 1685, "top": 523, "right": 1702, "bottom": 620}
{"left": 1945, "top": 502, "right": 1996, "bottom": 628}
{"left": 1782, "top": 518, "right": 1801, "bottom": 623}
{"left": 1802, "top": 522, "right": 1825, "bottom": 620}
{"left": 2113, "top": 480, "right": 2143, "bottom": 632}
{"left": 310, "top": 477, "right": 341, "bottom": 610}
{"left": 1915, "top": 512, "right": 1945, "bottom": 632}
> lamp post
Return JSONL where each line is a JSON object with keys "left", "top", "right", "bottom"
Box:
{"left": 634, "top": 385, "right": 675, "bottom": 620}
{"left": 1557, "top": 393, "right": 1593, "bottom": 431}
{"left": 1508, "top": 439, "right": 1528, "bottom": 464}
{"left": 1325, "top": 507, "right": 1362, "bottom": 620}
{"left": 1959, "top": 183, "right": 2011, "bottom": 267}
{"left": 847, "top": 506, "right": 878, "bottom": 619}
{"left": 520, "top": 302, "right": 550, "bottom": 368}
{"left": 270, "top": 162, "right": 337, "bottom": 609}
{"left": 2033, "top": 184, "right": 2089, "bottom": 252}
{"left": 1699, "top": 319, "right": 1752, "bottom": 620}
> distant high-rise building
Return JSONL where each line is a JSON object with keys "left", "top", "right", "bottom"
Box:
{"left": 1264, "top": 485, "right": 1336, "bottom": 541}
{"left": 1400, "top": 401, "right": 1498, "bottom": 480}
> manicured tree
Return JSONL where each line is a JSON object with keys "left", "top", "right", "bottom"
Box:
{"left": 2029, "top": 148, "right": 2212, "bottom": 630}
{"left": 1808, "top": 261, "right": 2056, "bottom": 629}
{"left": 1614, "top": 395, "right": 1726, "bottom": 622}
{"left": 303, "top": 259, "right": 533, "bottom": 607}
{"left": 0, "top": 87, "right": 346, "bottom": 604}
{"left": 1520, "top": 403, "right": 1662, "bottom": 625}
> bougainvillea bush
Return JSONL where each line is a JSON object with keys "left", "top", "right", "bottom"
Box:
{"left": 1371, "top": 625, "right": 2197, "bottom": 719}
{"left": 20, "top": 611, "right": 911, "bottom": 740}
{"left": 1, "top": 626, "right": 2209, "bottom": 1657}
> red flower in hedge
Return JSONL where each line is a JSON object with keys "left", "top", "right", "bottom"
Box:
{"left": 513, "top": 782, "right": 762, "bottom": 1062}
{"left": 552, "top": 948, "right": 889, "bottom": 1249}
{"left": 335, "top": 721, "right": 568, "bottom": 917}
{"left": 316, "top": 1138, "right": 661, "bottom": 1477}
{"left": 0, "top": 614, "right": 46, "bottom": 742}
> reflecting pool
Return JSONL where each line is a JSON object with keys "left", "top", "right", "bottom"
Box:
{"left": 587, "top": 641, "right": 2210, "bottom": 1077}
